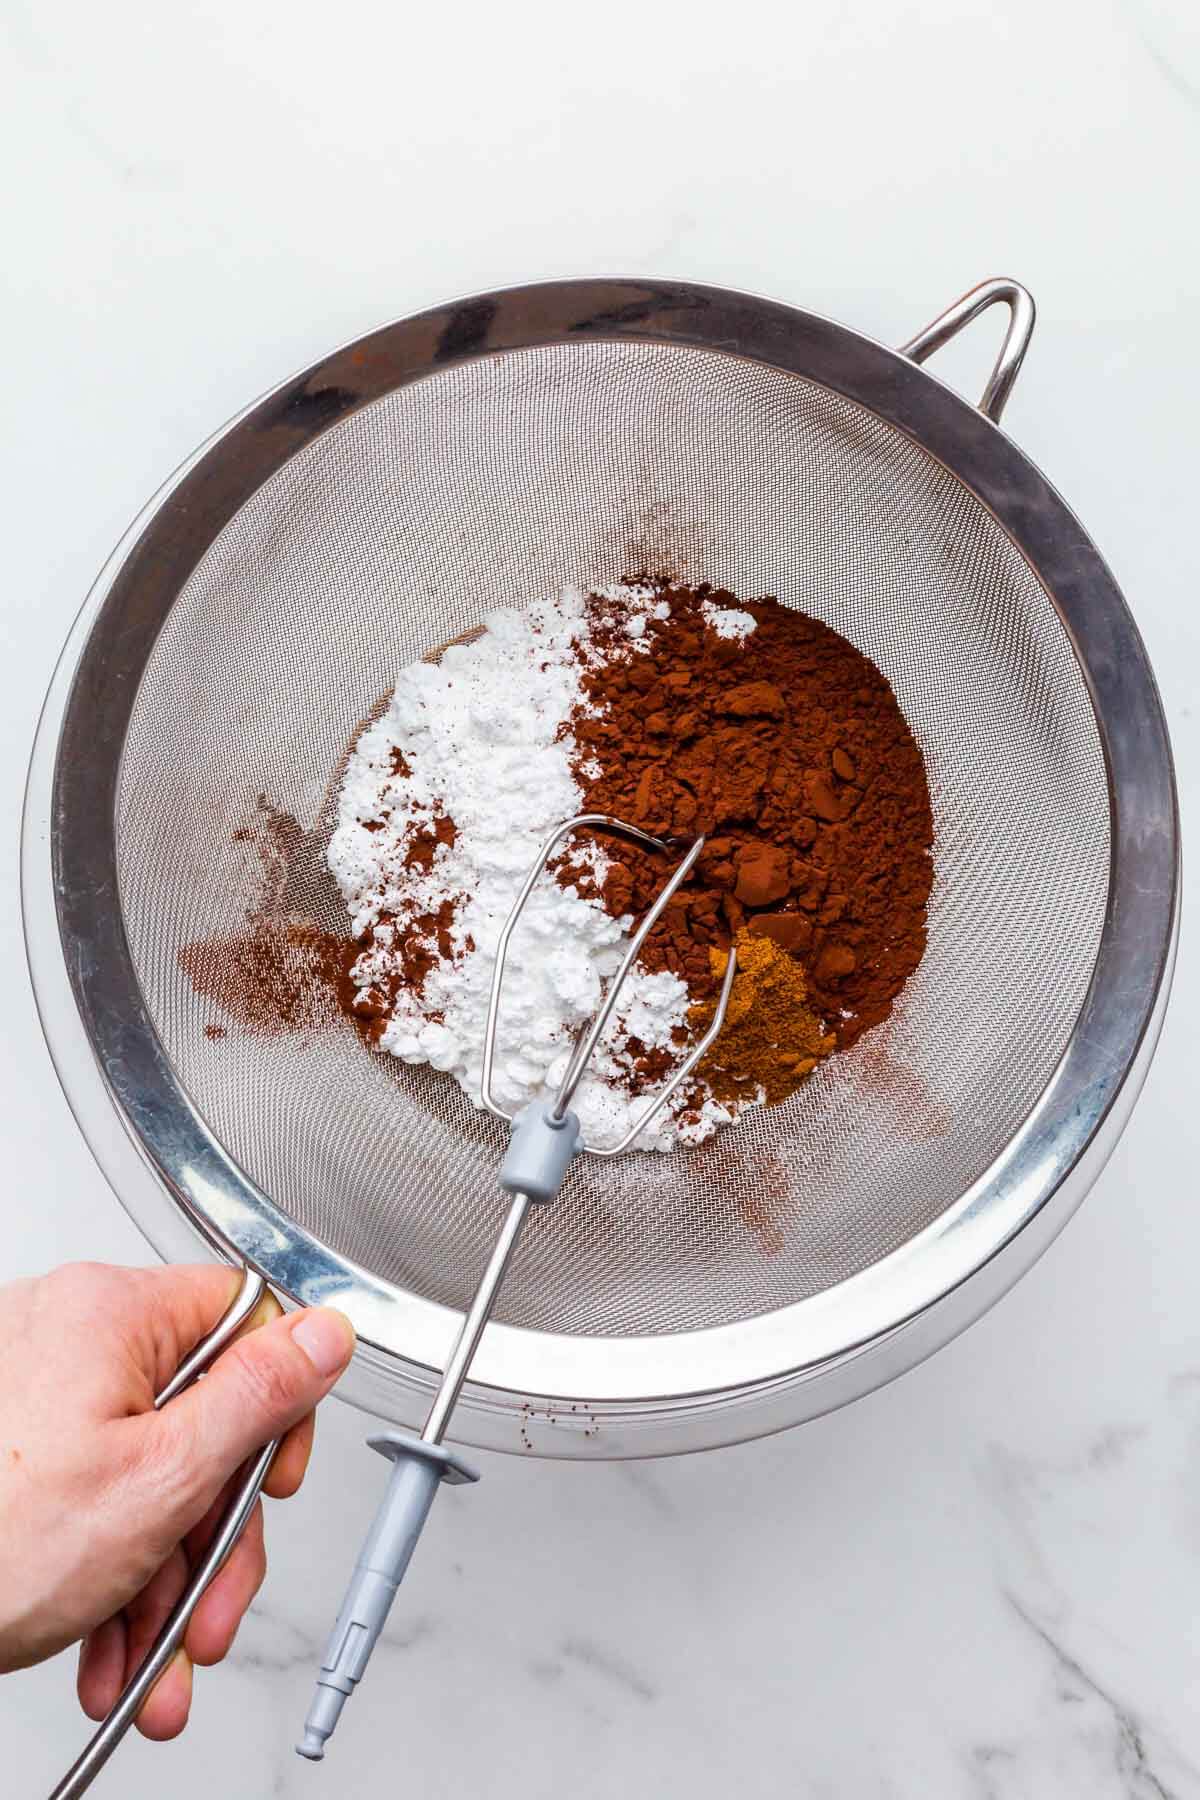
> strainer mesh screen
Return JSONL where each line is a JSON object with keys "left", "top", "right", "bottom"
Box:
{"left": 115, "top": 341, "right": 1109, "bottom": 1337}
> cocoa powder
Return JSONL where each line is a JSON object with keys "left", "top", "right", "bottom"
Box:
{"left": 186, "top": 582, "right": 933, "bottom": 1121}
{"left": 567, "top": 580, "right": 933, "bottom": 1050}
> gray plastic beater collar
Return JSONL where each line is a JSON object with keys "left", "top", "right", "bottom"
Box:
{"left": 499, "top": 1101, "right": 584, "bottom": 1203}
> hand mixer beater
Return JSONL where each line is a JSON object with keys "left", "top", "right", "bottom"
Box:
{"left": 297, "top": 813, "right": 738, "bottom": 1759}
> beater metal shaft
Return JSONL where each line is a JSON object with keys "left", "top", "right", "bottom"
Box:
{"left": 298, "top": 817, "right": 739, "bottom": 1762}
{"left": 421, "top": 1189, "right": 532, "bottom": 1447}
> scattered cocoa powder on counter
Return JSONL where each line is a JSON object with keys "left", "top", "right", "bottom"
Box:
{"left": 567, "top": 579, "right": 933, "bottom": 1051}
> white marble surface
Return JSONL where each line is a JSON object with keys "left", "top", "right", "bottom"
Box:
{"left": 3, "top": 0, "right": 1199, "bottom": 1793}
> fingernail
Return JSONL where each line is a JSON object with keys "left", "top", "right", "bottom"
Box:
{"left": 291, "top": 1307, "right": 356, "bottom": 1377}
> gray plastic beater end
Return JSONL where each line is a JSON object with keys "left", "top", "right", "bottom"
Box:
{"left": 295, "top": 1432, "right": 477, "bottom": 1762}
{"left": 498, "top": 1100, "right": 583, "bottom": 1203}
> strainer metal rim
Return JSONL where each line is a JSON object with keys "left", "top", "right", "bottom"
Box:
{"left": 33, "top": 276, "right": 1178, "bottom": 1423}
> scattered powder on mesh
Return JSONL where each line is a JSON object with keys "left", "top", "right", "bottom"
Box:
{"left": 327, "top": 584, "right": 757, "bottom": 1150}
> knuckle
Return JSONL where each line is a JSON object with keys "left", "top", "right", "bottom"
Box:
{"left": 44, "top": 1263, "right": 138, "bottom": 1336}
{"left": 47, "top": 1261, "right": 117, "bottom": 1305}
{"left": 53, "top": 1259, "right": 105, "bottom": 1286}
{"left": 226, "top": 1337, "right": 300, "bottom": 1424}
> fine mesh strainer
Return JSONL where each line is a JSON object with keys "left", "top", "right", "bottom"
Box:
{"left": 25, "top": 275, "right": 1177, "bottom": 1448}
{"left": 24, "top": 273, "right": 1178, "bottom": 1785}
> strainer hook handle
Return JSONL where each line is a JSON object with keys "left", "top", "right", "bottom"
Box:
{"left": 899, "top": 277, "right": 1036, "bottom": 424}
{"left": 48, "top": 1266, "right": 280, "bottom": 1798}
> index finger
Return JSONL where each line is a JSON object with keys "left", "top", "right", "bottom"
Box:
{"left": 130, "top": 1264, "right": 246, "bottom": 1400}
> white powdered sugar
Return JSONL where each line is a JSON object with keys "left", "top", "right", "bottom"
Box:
{"left": 700, "top": 598, "right": 758, "bottom": 640}
{"left": 327, "top": 584, "right": 741, "bottom": 1150}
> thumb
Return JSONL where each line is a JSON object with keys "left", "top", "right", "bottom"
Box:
{"left": 154, "top": 1307, "right": 355, "bottom": 1504}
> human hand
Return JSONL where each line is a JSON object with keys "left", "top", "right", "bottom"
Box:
{"left": 0, "top": 1262, "right": 355, "bottom": 1738}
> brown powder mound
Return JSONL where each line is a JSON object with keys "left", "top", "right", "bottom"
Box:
{"left": 569, "top": 580, "right": 934, "bottom": 1050}
{"left": 690, "top": 930, "right": 836, "bottom": 1107}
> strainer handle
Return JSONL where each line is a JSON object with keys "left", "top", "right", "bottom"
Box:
{"left": 48, "top": 1267, "right": 279, "bottom": 1800}
{"left": 899, "top": 278, "right": 1036, "bottom": 424}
